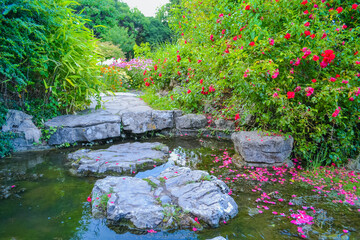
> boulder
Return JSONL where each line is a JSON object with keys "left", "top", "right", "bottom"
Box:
{"left": 45, "top": 110, "right": 121, "bottom": 145}
{"left": 91, "top": 166, "right": 238, "bottom": 230}
{"left": 68, "top": 142, "right": 169, "bottom": 176}
{"left": 1, "top": 110, "right": 42, "bottom": 151}
{"left": 175, "top": 114, "right": 207, "bottom": 129}
{"left": 231, "top": 131, "right": 293, "bottom": 167}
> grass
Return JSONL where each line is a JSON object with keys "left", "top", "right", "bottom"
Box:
{"left": 140, "top": 89, "right": 181, "bottom": 111}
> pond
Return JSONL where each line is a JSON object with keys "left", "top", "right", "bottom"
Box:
{"left": 0, "top": 137, "right": 359, "bottom": 240}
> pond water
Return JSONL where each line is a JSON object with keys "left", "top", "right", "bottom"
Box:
{"left": 0, "top": 137, "right": 359, "bottom": 240}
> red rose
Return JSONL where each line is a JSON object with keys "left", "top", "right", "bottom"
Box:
{"left": 287, "top": 91, "right": 295, "bottom": 99}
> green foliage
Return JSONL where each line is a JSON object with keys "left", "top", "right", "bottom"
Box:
{"left": 144, "top": 178, "right": 158, "bottom": 189}
{"left": 142, "top": 0, "right": 360, "bottom": 164}
{"left": 0, "top": 0, "right": 103, "bottom": 114}
{"left": 0, "top": 103, "right": 13, "bottom": 158}
{"left": 97, "top": 41, "right": 125, "bottom": 60}
{"left": 141, "top": 89, "right": 182, "bottom": 111}
{"left": 75, "top": 0, "right": 173, "bottom": 56}
{"left": 134, "top": 43, "right": 152, "bottom": 58}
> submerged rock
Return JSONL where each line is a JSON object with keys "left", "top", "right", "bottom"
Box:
{"left": 231, "top": 131, "right": 293, "bottom": 167}
{"left": 91, "top": 166, "right": 238, "bottom": 230}
{"left": 68, "top": 142, "right": 169, "bottom": 176}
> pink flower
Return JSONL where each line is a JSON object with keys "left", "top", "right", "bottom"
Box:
{"left": 352, "top": 4, "right": 358, "bottom": 10}
{"left": 192, "top": 227, "right": 197, "bottom": 231}
{"left": 235, "top": 114, "right": 240, "bottom": 120}
{"left": 272, "top": 211, "right": 278, "bottom": 215}
{"left": 87, "top": 197, "right": 92, "bottom": 202}
{"left": 349, "top": 97, "right": 354, "bottom": 101}
{"left": 342, "top": 80, "right": 349, "bottom": 84}
{"left": 148, "top": 229, "right": 157, "bottom": 233}
{"left": 330, "top": 77, "right": 336, "bottom": 82}
{"left": 332, "top": 107, "right": 341, "bottom": 117}
{"left": 343, "top": 229, "right": 349, "bottom": 233}
{"left": 269, "top": 38, "right": 274, "bottom": 46}
{"left": 219, "top": 13, "right": 224, "bottom": 17}
{"left": 313, "top": 55, "right": 319, "bottom": 61}
{"left": 187, "top": 89, "right": 191, "bottom": 94}
{"left": 305, "top": 87, "right": 314, "bottom": 97}
{"left": 273, "top": 92, "right": 279, "bottom": 98}
{"left": 304, "top": 22, "right": 310, "bottom": 27}
{"left": 249, "top": 42, "right": 255, "bottom": 46}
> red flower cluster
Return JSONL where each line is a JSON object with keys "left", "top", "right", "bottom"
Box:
{"left": 287, "top": 91, "right": 295, "bottom": 99}
{"left": 177, "top": 55, "right": 181, "bottom": 62}
{"left": 320, "top": 49, "right": 335, "bottom": 68}
{"left": 284, "top": 33, "right": 291, "bottom": 40}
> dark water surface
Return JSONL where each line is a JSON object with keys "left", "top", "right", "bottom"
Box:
{"left": 0, "top": 137, "right": 358, "bottom": 240}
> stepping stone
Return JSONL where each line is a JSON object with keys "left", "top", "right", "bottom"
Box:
{"left": 68, "top": 142, "right": 169, "bottom": 176}
{"left": 91, "top": 166, "right": 238, "bottom": 229}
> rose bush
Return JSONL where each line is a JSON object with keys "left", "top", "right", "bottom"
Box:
{"left": 139, "top": 0, "right": 360, "bottom": 164}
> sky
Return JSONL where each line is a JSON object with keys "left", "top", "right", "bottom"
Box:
{"left": 120, "top": 0, "right": 170, "bottom": 17}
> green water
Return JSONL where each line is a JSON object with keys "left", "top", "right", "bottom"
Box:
{"left": 0, "top": 137, "right": 359, "bottom": 240}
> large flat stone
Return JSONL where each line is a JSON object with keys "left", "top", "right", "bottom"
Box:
{"left": 231, "top": 131, "right": 293, "bottom": 167}
{"left": 68, "top": 142, "right": 169, "bottom": 176}
{"left": 45, "top": 110, "right": 121, "bottom": 128}
{"left": 45, "top": 110, "right": 121, "bottom": 145}
{"left": 91, "top": 166, "right": 238, "bottom": 230}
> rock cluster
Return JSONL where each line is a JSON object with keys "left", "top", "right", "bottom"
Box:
{"left": 1, "top": 110, "right": 42, "bottom": 151}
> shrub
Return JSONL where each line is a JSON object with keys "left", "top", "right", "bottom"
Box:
{"left": 141, "top": 0, "right": 360, "bottom": 163}
{"left": 97, "top": 41, "right": 125, "bottom": 60}
{"left": 0, "top": 0, "right": 102, "bottom": 114}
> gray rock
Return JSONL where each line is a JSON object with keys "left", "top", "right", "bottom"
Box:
{"left": 45, "top": 110, "right": 121, "bottom": 145}
{"left": 91, "top": 166, "right": 238, "bottom": 230}
{"left": 231, "top": 131, "right": 293, "bottom": 167}
{"left": 1, "top": 110, "right": 42, "bottom": 151}
{"left": 45, "top": 109, "right": 121, "bottom": 128}
{"left": 121, "top": 111, "right": 153, "bottom": 134}
{"left": 214, "top": 119, "right": 235, "bottom": 131}
{"left": 122, "top": 110, "right": 175, "bottom": 134}
{"left": 176, "top": 114, "right": 207, "bottom": 129}
{"left": 68, "top": 142, "right": 169, "bottom": 176}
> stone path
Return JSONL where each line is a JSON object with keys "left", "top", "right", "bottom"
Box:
{"left": 42, "top": 92, "right": 210, "bottom": 145}
{"left": 89, "top": 92, "right": 152, "bottom": 116}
